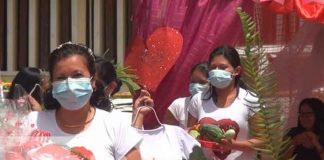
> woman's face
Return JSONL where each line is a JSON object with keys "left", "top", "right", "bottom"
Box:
{"left": 52, "top": 55, "right": 91, "bottom": 82}
{"left": 190, "top": 69, "right": 208, "bottom": 84}
{"left": 299, "top": 104, "right": 315, "bottom": 130}
{"left": 209, "top": 55, "right": 236, "bottom": 74}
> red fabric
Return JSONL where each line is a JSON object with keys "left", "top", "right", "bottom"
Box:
{"left": 126, "top": 0, "right": 253, "bottom": 128}
{"left": 259, "top": 0, "right": 295, "bottom": 13}
{"left": 257, "top": 0, "right": 324, "bottom": 23}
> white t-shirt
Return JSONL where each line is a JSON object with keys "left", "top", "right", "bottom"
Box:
{"left": 167, "top": 97, "right": 191, "bottom": 129}
{"left": 134, "top": 124, "right": 200, "bottom": 160}
{"left": 188, "top": 88, "right": 258, "bottom": 160}
{"left": 28, "top": 108, "right": 142, "bottom": 160}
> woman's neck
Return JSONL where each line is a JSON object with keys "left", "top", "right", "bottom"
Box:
{"left": 56, "top": 103, "right": 95, "bottom": 133}
{"left": 214, "top": 85, "right": 238, "bottom": 108}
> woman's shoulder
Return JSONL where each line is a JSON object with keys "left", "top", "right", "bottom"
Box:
{"left": 192, "top": 91, "right": 207, "bottom": 101}
{"left": 95, "top": 108, "right": 132, "bottom": 126}
{"left": 95, "top": 108, "right": 120, "bottom": 120}
{"left": 171, "top": 97, "right": 188, "bottom": 104}
{"left": 238, "top": 88, "right": 259, "bottom": 104}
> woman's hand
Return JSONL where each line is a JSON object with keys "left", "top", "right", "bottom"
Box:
{"left": 28, "top": 95, "right": 43, "bottom": 111}
{"left": 218, "top": 138, "right": 234, "bottom": 152}
{"left": 133, "top": 90, "right": 154, "bottom": 116}
{"left": 293, "top": 132, "right": 309, "bottom": 145}
{"left": 305, "top": 131, "right": 320, "bottom": 146}
{"left": 293, "top": 132, "right": 318, "bottom": 148}
{"left": 132, "top": 90, "right": 154, "bottom": 129}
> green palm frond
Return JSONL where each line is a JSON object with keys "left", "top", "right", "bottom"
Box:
{"left": 115, "top": 63, "right": 140, "bottom": 95}
{"left": 237, "top": 8, "right": 292, "bottom": 160}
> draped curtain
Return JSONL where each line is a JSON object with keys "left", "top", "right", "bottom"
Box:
{"left": 125, "top": 0, "right": 253, "bottom": 127}
{"left": 125, "top": 0, "right": 324, "bottom": 128}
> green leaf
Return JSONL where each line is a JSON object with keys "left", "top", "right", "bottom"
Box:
{"left": 114, "top": 63, "right": 140, "bottom": 95}
{"left": 237, "top": 7, "right": 292, "bottom": 160}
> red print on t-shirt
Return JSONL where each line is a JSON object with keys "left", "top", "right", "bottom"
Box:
{"left": 199, "top": 117, "right": 240, "bottom": 160}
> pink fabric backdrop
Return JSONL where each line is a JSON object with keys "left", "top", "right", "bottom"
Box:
{"left": 270, "top": 22, "right": 324, "bottom": 128}
{"left": 126, "top": 0, "right": 254, "bottom": 127}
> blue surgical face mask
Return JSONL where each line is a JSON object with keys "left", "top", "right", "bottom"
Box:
{"left": 52, "top": 77, "right": 93, "bottom": 110}
{"left": 208, "top": 69, "right": 233, "bottom": 89}
{"left": 189, "top": 83, "right": 209, "bottom": 95}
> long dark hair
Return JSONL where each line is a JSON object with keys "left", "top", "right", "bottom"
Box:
{"left": 44, "top": 42, "right": 97, "bottom": 110}
{"left": 297, "top": 98, "right": 324, "bottom": 134}
{"left": 203, "top": 45, "right": 246, "bottom": 100}
{"left": 7, "top": 67, "right": 44, "bottom": 104}
{"left": 93, "top": 56, "right": 122, "bottom": 111}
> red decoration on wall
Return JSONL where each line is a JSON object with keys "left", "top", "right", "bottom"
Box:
{"left": 257, "top": 0, "right": 324, "bottom": 23}
{"left": 125, "top": 27, "right": 183, "bottom": 92}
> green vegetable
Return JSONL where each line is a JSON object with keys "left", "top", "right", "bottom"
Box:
{"left": 224, "top": 129, "right": 236, "bottom": 140}
{"left": 199, "top": 124, "right": 224, "bottom": 142}
{"left": 189, "top": 129, "right": 200, "bottom": 139}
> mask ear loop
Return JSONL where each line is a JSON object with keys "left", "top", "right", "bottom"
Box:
{"left": 132, "top": 105, "right": 162, "bottom": 128}
{"left": 29, "top": 84, "right": 43, "bottom": 96}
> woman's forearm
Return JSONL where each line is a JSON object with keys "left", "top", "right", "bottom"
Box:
{"left": 232, "top": 138, "right": 263, "bottom": 151}
{"left": 132, "top": 113, "right": 144, "bottom": 129}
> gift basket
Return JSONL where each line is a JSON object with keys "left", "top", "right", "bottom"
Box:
{"left": 0, "top": 84, "right": 94, "bottom": 160}
{"left": 188, "top": 118, "right": 239, "bottom": 160}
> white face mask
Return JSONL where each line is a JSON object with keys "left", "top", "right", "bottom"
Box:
{"left": 52, "top": 77, "right": 93, "bottom": 110}
{"left": 208, "top": 69, "right": 234, "bottom": 89}
{"left": 189, "top": 83, "right": 209, "bottom": 95}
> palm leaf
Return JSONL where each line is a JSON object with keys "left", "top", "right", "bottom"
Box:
{"left": 237, "top": 8, "right": 291, "bottom": 160}
{"left": 114, "top": 63, "right": 140, "bottom": 95}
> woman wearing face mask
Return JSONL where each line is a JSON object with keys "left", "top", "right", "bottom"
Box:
{"left": 163, "top": 62, "right": 209, "bottom": 129}
{"left": 93, "top": 56, "right": 122, "bottom": 112}
{"left": 7, "top": 67, "right": 48, "bottom": 111}
{"left": 24, "top": 42, "right": 142, "bottom": 160}
{"left": 286, "top": 98, "right": 324, "bottom": 160}
{"left": 187, "top": 45, "right": 261, "bottom": 160}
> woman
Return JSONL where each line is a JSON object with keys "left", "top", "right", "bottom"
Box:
{"left": 7, "top": 67, "right": 48, "bottom": 111}
{"left": 25, "top": 42, "right": 142, "bottom": 160}
{"left": 287, "top": 98, "right": 324, "bottom": 160}
{"left": 187, "top": 45, "right": 261, "bottom": 160}
{"left": 93, "top": 56, "right": 122, "bottom": 111}
{"left": 163, "top": 62, "right": 209, "bottom": 129}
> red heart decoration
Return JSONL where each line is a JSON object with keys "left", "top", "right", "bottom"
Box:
{"left": 125, "top": 27, "right": 183, "bottom": 92}
{"left": 198, "top": 117, "right": 240, "bottom": 160}
{"left": 295, "top": 0, "right": 324, "bottom": 22}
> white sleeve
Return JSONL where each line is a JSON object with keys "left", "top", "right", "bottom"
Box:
{"left": 187, "top": 94, "right": 200, "bottom": 118}
{"left": 242, "top": 90, "right": 261, "bottom": 117}
{"left": 177, "top": 127, "right": 201, "bottom": 159}
{"left": 168, "top": 99, "right": 180, "bottom": 121}
{"left": 111, "top": 114, "right": 143, "bottom": 160}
